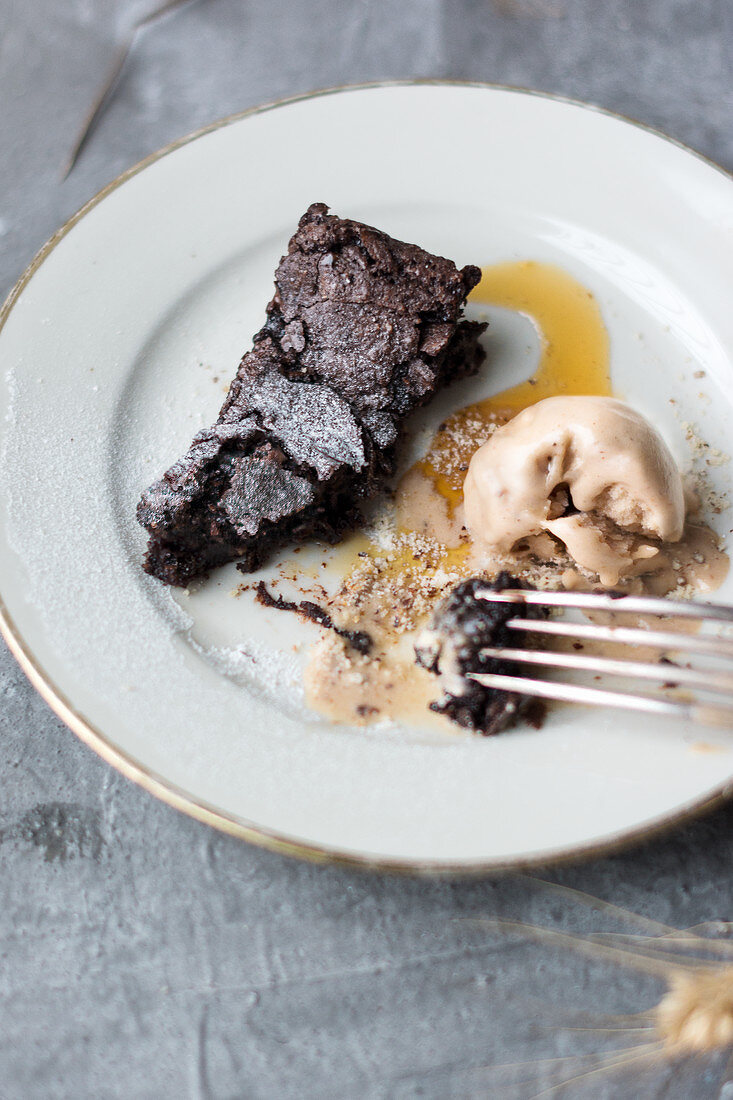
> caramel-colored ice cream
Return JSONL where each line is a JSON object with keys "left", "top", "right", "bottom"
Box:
{"left": 463, "top": 396, "right": 686, "bottom": 586}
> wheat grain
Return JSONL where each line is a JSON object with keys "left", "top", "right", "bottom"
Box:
{"left": 463, "top": 878, "right": 733, "bottom": 1095}
{"left": 656, "top": 967, "right": 733, "bottom": 1053}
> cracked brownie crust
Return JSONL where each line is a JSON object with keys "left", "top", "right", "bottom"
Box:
{"left": 138, "top": 203, "right": 486, "bottom": 585}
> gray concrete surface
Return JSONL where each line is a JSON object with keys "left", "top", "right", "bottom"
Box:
{"left": 1, "top": 1, "right": 733, "bottom": 1096}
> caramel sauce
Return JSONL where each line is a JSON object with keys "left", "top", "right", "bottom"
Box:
{"left": 414, "top": 260, "right": 612, "bottom": 506}
{"left": 471, "top": 260, "right": 612, "bottom": 412}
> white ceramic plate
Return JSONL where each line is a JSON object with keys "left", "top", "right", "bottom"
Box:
{"left": 2, "top": 84, "right": 733, "bottom": 873}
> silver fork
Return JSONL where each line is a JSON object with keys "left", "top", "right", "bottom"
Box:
{"left": 470, "top": 589, "right": 733, "bottom": 728}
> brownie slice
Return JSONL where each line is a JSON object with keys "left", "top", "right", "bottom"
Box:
{"left": 415, "top": 574, "right": 549, "bottom": 735}
{"left": 138, "top": 203, "right": 486, "bottom": 586}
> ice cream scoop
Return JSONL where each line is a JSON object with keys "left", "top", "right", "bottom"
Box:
{"left": 463, "top": 396, "right": 686, "bottom": 586}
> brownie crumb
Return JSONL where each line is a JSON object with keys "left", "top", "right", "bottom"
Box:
{"left": 255, "top": 581, "right": 373, "bottom": 655}
{"left": 415, "top": 572, "right": 549, "bottom": 735}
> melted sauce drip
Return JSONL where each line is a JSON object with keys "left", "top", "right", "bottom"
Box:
{"left": 471, "top": 260, "right": 612, "bottom": 412}
{"left": 415, "top": 260, "right": 612, "bottom": 506}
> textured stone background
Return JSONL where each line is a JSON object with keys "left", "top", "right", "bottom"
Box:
{"left": 2, "top": 1, "right": 733, "bottom": 1097}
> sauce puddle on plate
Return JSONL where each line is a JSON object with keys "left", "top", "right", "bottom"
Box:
{"left": 416, "top": 260, "right": 612, "bottom": 507}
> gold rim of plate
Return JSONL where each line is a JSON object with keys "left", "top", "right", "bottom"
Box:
{"left": 2, "top": 80, "right": 732, "bottom": 876}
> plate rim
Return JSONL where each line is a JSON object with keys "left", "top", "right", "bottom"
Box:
{"left": 2, "top": 79, "right": 733, "bottom": 876}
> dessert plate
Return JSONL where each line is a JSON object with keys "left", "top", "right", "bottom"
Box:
{"left": 2, "top": 83, "right": 733, "bottom": 873}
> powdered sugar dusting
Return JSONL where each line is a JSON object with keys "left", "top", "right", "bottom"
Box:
{"left": 193, "top": 635, "right": 305, "bottom": 716}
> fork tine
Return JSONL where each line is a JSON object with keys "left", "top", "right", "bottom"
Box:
{"left": 507, "top": 618, "right": 733, "bottom": 657}
{"left": 468, "top": 672, "right": 733, "bottom": 728}
{"left": 479, "top": 646, "right": 733, "bottom": 694}
{"left": 476, "top": 589, "right": 733, "bottom": 623}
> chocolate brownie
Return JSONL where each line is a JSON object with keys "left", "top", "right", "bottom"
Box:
{"left": 415, "top": 574, "right": 548, "bottom": 735}
{"left": 138, "top": 203, "right": 486, "bottom": 585}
